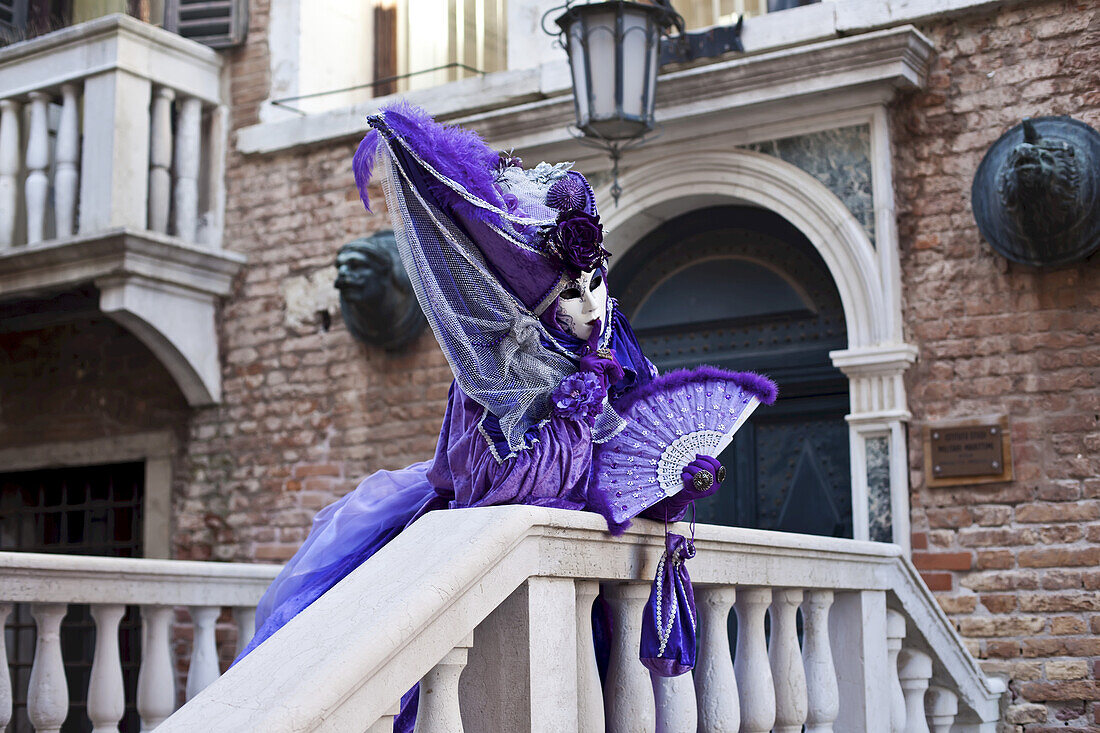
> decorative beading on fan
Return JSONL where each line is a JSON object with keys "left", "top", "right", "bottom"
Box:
{"left": 658, "top": 430, "right": 725, "bottom": 495}
{"left": 592, "top": 366, "right": 777, "bottom": 525}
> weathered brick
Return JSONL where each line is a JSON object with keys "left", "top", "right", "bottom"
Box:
{"left": 1005, "top": 702, "right": 1047, "bottom": 724}
{"left": 921, "top": 572, "right": 953, "bottom": 592}
{"left": 1046, "top": 659, "right": 1089, "bottom": 680}
{"left": 927, "top": 506, "right": 973, "bottom": 528}
{"left": 1018, "top": 680, "right": 1100, "bottom": 702}
{"left": 1050, "top": 616, "right": 1087, "bottom": 635}
{"left": 1018, "top": 547, "right": 1100, "bottom": 568}
{"left": 958, "top": 527, "right": 1038, "bottom": 547}
{"left": 976, "top": 549, "right": 1015, "bottom": 569}
{"left": 1018, "top": 592, "right": 1100, "bottom": 613}
{"left": 1016, "top": 502, "right": 1100, "bottom": 524}
{"left": 980, "top": 594, "right": 1017, "bottom": 613}
{"left": 956, "top": 616, "right": 1045, "bottom": 637}
{"left": 913, "top": 551, "right": 973, "bottom": 570}
{"left": 970, "top": 504, "right": 1014, "bottom": 525}
{"left": 937, "top": 595, "right": 977, "bottom": 614}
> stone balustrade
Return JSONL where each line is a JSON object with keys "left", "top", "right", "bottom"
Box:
{"left": 0, "top": 14, "right": 226, "bottom": 251}
{"left": 0, "top": 551, "right": 280, "bottom": 731}
{"left": 0, "top": 14, "right": 244, "bottom": 407}
{"left": 162, "top": 506, "right": 1006, "bottom": 732}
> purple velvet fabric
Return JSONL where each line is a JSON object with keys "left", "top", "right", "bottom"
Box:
{"left": 640, "top": 532, "right": 697, "bottom": 677}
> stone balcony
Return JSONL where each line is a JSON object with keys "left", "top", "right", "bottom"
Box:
{"left": 0, "top": 14, "right": 242, "bottom": 404}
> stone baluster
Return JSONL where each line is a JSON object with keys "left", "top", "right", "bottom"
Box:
{"left": 186, "top": 606, "right": 222, "bottom": 700}
{"left": 0, "top": 99, "right": 19, "bottom": 248}
{"left": 652, "top": 671, "right": 696, "bottom": 733}
{"left": 0, "top": 603, "right": 12, "bottom": 729}
{"left": 604, "top": 582, "right": 655, "bottom": 733}
{"left": 733, "top": 587, "right": 775, "bottom": 733}
{"left": 233, "top": 606, "right": 256, "bottom": 658}
{"left": 28, "top": 604, "right": 69, "bottom": 733}
{"left": 830, "top": 591, "right": 891, "bottom": 731}
{"left": 801, "top": 590, "right": 839, "bottom": 733}
{"left": 54, "top": 83, "right": 80, "bottom": 238}
{"left": 694, "top": 586, "right": 738, "bottom": 732}
{"left": 898, "top": 649, "right": 932, "bottom": 733}
{"left": 173, "top": 96, "right": 202, "bottom": 242}
{"left": 575, "top": 580, "right": 604, "bottom": 733}
{"left": 148, "top": 86, "right": 175, "bottom": 234}
{"left": 88, "top": 604, "right": 126, "bottom": 733}
{"left": 24, "top": 91, "right": 51, "bottom": 244}
{"left": 137, "top": 605, "right": 176, "bottom": 731}
{"left": 926, "top": 686, "right": 957, "bottom": 733}
{"left": 886, "top": 609, "right": 908, "bottom": 733}
{"left": 770, "top": 589, "right": 807, "bottom": 733}
{"left": 414, "top": 636, "right": 472, "bottom": 733}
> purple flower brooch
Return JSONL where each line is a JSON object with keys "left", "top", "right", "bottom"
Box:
{"left": 547, "top": 209, "right": 611, "bottom": 278}
{"left": 551, "top": 372, "right": 605, "bottom": 425}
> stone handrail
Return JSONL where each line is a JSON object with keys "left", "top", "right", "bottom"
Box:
{"left": 0, "top": 13, "right": 226, "bottom": 250}
{"left": 0, "top": 552, "right": 281, "bottom": 731}
{"left": 162, "top": 506, "right": 1005, "bottom": 732}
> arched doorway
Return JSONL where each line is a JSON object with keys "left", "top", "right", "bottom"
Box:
{"left": 613, "top": 206, "right": 852, "bottom": 537}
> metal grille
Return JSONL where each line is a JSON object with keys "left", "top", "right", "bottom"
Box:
{"left": 1, "top": 462, "right": 144, "bottom": 733}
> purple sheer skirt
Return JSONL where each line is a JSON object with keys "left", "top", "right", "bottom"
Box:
{"left": 236, "top": 461, "right": 437, "bottom": 663}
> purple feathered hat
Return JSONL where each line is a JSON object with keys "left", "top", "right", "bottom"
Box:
{"left": 351, "top": 102, "right": 625, "bottom": 456}
{"left": 353, "top": 102, "right": 607, "bottom": 315}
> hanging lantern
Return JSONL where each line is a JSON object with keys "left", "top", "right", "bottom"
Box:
{"left": 546, "top": 0, "right": 684, "bottom": 202}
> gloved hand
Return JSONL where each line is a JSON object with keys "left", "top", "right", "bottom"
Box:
{"left": 640, "top": 454, "right": 725, "bottom": 523}
{"left": 681, "top": 454, "right": 724, "bottom": 499}
{"left": 661, "top": 454, "right": 725, "bottom": 516}
{"left": 578, "top": 320, "right": 625, "bottom": 392}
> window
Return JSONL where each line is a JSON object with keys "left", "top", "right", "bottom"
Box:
{"left": 273, "top": 0, "right": 507, "bottom": 115}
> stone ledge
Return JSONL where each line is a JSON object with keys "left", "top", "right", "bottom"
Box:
{"left": 0, "top": 13, "right": 222, "bottom": 104}
{"left": 0, "top": 228, "right": 245, "bottom": 405}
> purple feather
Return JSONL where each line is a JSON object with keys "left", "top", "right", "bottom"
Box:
{"left": 613, "top": 365, "right": 778, "bottom": 415}
{"left": 379, "top": 102, "right": 507, "bottom": 227}
{"left": 353, "top": 129, "right": 381, "bottom": 212}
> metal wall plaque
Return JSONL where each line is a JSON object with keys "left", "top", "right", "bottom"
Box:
{"left": 923, "top": 416, "right": 1013, "bottom": 488}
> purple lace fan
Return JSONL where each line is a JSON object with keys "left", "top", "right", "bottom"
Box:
{"left": 593, "top": 366, "right": 777, "bottom": 524}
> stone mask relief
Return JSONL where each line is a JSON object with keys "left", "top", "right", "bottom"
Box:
{"left": 972, "top": 116, "right": 1100, "bottom": 267}
{"left": 335, "top": 231, "right": 427, "bottom": 351}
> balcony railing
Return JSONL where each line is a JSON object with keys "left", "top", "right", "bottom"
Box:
{"left": 0, "top": 14, "right": 243, "bottom": 406}
{"left": 0, "top": 14, "right": 225, "bottom": 250}
{"left": 0, "top": 552, "right": 280, "bottom": 731}
{"left": 162, "top": 506, "right": 1006, "bottom": 731}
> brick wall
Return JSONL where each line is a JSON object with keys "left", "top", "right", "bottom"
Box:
{"left": 892, "top": 2, "right": 1100, "bottom": 730}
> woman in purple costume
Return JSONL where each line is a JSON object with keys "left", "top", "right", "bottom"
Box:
{"left": 236, "top": 104, "right": 721, "bottom": 729}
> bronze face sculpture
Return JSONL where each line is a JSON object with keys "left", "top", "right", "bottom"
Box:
{"left": 335, "top": 231, "right": 427, "bottom": 351}
{"left": 972, "top": 116, "right": 1100, "bottom": 267}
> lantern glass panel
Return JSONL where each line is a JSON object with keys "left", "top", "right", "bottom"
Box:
{"left": 620, "top": 9, "right": 651, "bottom": 121}
{"left": 585, "top": 11, "right": 618, "bottom": 123}
{"left": 568, "top": 19, "right": 590, "bottom": 125}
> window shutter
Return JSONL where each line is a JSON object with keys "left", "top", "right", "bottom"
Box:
{"left": 0, "top": 0, "right": 28, "bottom": 45}
{"left": 164, "top": 0, "right": 248, "bottom": 49}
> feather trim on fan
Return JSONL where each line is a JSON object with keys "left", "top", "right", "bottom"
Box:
{"left": 589, "top": 366, "right": 778, "bottom": 532}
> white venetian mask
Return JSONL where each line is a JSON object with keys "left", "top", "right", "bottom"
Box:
{"left": 555, "top": 269, "right": 607, "bottom": 341}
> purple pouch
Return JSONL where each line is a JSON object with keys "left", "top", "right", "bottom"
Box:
{"left": 640, "top": 531, "right": 697, "bottom": 677}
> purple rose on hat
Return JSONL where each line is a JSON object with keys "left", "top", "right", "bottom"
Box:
{"left": 551, "top": 371, "right": 605, "bottom": 425}
{"left": 553, "top": 209, "right": 610, "bottom": 276}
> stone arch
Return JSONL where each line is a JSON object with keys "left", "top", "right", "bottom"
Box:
{"left": 599, "top": 148, "right": 886, "bottom": 350}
